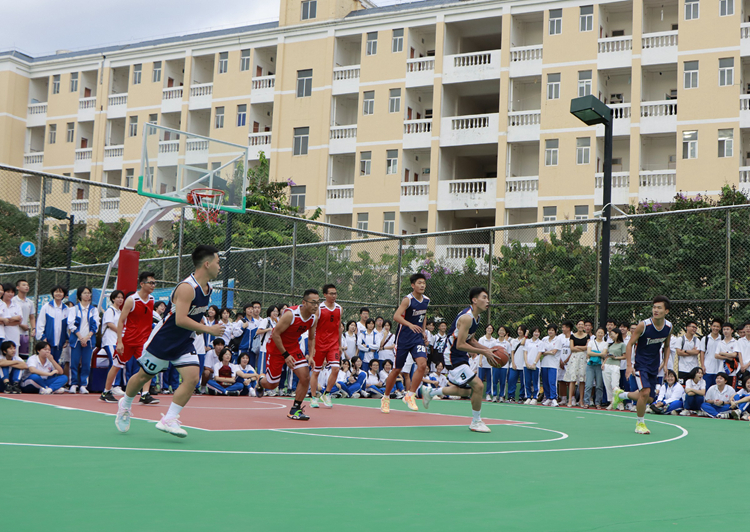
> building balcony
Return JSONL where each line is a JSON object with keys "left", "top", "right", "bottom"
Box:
{"left": 74, "top": 148, "right": 93, "bottom": 173}
{"left": 641, "top": 31, "right": 678, "bottom": 66}
{"left": 741, "top": 167, "right": 750, "bottom": 195}
{"left": 443, "top": 50, "right": 501, "bottom": 84}
{"left": 185, "top": 138, "right": 209, "bottom": 165}
{"left": 403, "top": 119, "right": 432, "bottom": 149}
{"left": 594, "top": 172, "right": 630, "bottom": 205}
{"left": 595, "top": 103, "right": 631, "bottom": 137}
{"left": 107, "top": 94, "right": 128, "bottom": 118}
{"left": 329, "top": 125, "right": 357, "bottom": 154}
{"left": 189, "top": 83, "right": 213, "bottom": 110}
{"left": 162, "top": 87, "right": 183, "bottom": 113}
{"left": 23, "top": 152, "right": 43, "bottom": 168}
{"left": 20, "top": 202, "right": 40, "bottom": 216}
{"left": 504, "top": 177, "right": 538, "bottom": 209}
{"left": 27, "top": 102, "right": 47, "bottom": 127}
{"left": 405, "top": 57, "right": 435, "bottom": 88}
{"left": 443, "top": 244, "right": 489, "bottom": 267}
{"left": 157, "top": 139, "right": 180, "bottom": 166}
{"left": 509, "top": 45, "right": 543, "bottom": 78}
{"left": 400, "top": 182, "right": 430, "bottom": 212}
{"left": 71, "top": 198, "right": 89, "bottom": 220}
{"left": 440, "top": 113, "right": 499, "bottom": 147}
{"left": 741, "top": 96, "right": 750, "bottom": 128}
{"left": 742, "top": 23, "right": 750, "bottom": 56}
{"left": 78, "top": 97, "right": 96, "bottom": 122}
{"left": 639, "top": 170, "right": 676, "bottom": 203}
{"left": 507, "top": 110, "right": 541, "bottom": 142}
{"left": 248, "top": 132, "right": 272, "bottom": 160}
{"left": 100, "top": 197, "right": 121, "bottom": 222}
{"left": 437, "top": 178, "right": 496, "bottom": 211}
{"left": 103, "top": 145, "right": 124, "bottom": 171}
{"left": 640, "top": 100, "right": 677, "bottom": 134}
{"left": 332, "top": 66, "right": 360, "bottom": 95}
{"left": 597, "top": 36, "right": 633, "bottom": 70}
{"left": 326, "top": 184, "right": 354, "bottom": 215}
{"left": 251, "top": 75, "right": 275, "bottom": 104}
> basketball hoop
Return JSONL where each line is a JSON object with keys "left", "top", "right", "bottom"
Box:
{"left": 188, "top": 188, "right": 225, "bottom": 225}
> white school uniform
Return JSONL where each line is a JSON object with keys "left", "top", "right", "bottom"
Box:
{"left": 12, "top": 295, "right": 34, "bottom": 340}
{"left": 3, "top": 299, "right": 22, "bottom": 345}
{"left": 656, "top": 382, "right": 684, "bottom": 404}
{"left": 677, "top": 335, "right": 701, "bottom": 373}
{"left": 716, "top": 338, "right": 739, "bottom": 376}
{"left": 101, "top": 306, "right": 120, "bottom": 348}
{"left": 21, "top": 355, "right": 53, "bottom": 381}
{"left": 701, "top": 334, "right": 724, "bottom": 374}
{"left": 685, "top": 378, "right": 706, "bottom": 395}
{"left": 379, "top": 332, "right": 396, "bottom": 363}
{"left": 539, "top": 335, "right": 562, "bottom": 369}
{"left": 478, "top": 336, "right": 500, "bottom": 369}
{"left": 705, "top": 384, "right": 735, "bottom": 404}
{"left": 524, "top": 339, "right": 542, "bottom": 367}
{"left": 213, "top": 362, "right": 237, "bottom": 380}
{"left": 204, "top": 349, "right": 221, "bottom": 370}
{"left": 342, "top": 332, "right": 358, "bottom": 359}
{"left": 510, "top": 339, "right": 525, "bottom": 369}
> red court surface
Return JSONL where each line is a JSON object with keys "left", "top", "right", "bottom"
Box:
{"left": 6, "top": 395, "right": 525, "bottom": 431}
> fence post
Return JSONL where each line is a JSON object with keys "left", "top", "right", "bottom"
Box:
{"left": 176, "top": 207, "right": 185, "bottom": 282}
{"left": 594, "top": 220, "right": 602, "bottom": 329}
{"left": 487, "top": 229, "right": 494, "bottom": 323}
{"left": 290, "top": 221, "right": 297, "bottom": 298}
{"left": 396, "top": 238, "right": 403, "bottom": 302}
{"left": 725, "top": 210, "right": 731, "bottom": 321}
{"left": 325, "top": 245, "right": 330, "bottom": 285}
{"left": 34, "top": 177, "right": 48, "bottom": 309}
{"left": 221, "top": 211, "right": 233, "bottom": 309}
{"left": 262, "top": 250, "right": 267, "bottom": 304}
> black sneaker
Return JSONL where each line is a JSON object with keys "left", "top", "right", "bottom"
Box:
{"left": 12, "top": 383, "right": 22, "bottom": 394}
{"left": 228, "top": 390, "right": 240, "bottom": 396}
{"left": 255, "top": 385, "right": 265, "bottom": 398}
{"left": 139, "top": 393, "right": 160, "bottom": 405}
{"left": 100, "top": 391, "right": 118, "bottom": 403}
{"left": 287, "top": 406, "right": 310, "bottom": 421}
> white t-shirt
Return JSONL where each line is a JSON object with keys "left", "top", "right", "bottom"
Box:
{"left": 3, "top": 299, "right": 22, "bottom": 345}
{"left": 22, "top": 354, "right": 53, "bottom": 379}
{"left": 524, "top": 338, "right": 542, "bottom": 367}
{"left": 205, "top": 349, "right": 221, "bottom": 370}
{"left": 587, "top": 339, "right": 608, "bottom": 365}
{"left": 365, "top": 371, "right": 381, "bottom": 388}
{"left": 717, "top": 338, "right": 739, "bottom": 375}
{"left": 705, "top": 384, "right": 735, "bottom": 403}
{"left": 468, "top": 355, "right": 480, "bottom": 373}
{"left": 685, "top": 378, "right": 706, "bottom": 394}
{"left": 258, "top": 317, "right": 278, "bottom": 353}
{"left": 11, "top": 295, "right": 34, "bottom": 336}
{"left": 212, "top": 362, "right": 237, "bottom": 380}
{"left": 101, "top": 306, "right": 120, "bottom": 347}
{"left": 558, "top": 335, "right": 572, "bottom": 367}
{"left": 677, "top": 335, "right": 701, "bottom": 373}
{"left": 342, "top": 332, "right": 357, "bottom": 359}
{"left": 235, "top": 363, "right": 256, "bottom": 376}
{"left": 665, "top": 335, "right": 681, "bottom": 374}
{"left": 356, "top": 321, "right": 367, "bottom": 334}
{"left": 337, "top": 369, "right": 350, "bottom": 384}
{"left": 379, "top": 332, "right": 396, "bottom": 362}
{"left": 510, "top": 338, "right": 525, "bottom": 369}
{"left": 0, "top": 300, "right": 6, "bottom": 339}
{"left": 478, "top": 336, "right": 499, "bottom": 369}
{"left": 540, "top": 335, "right": 562, "bottom": 368}
{"left": 738, "top": 337, "right": 750, "bottom": 369}
{"left": 701, "top": 334, "right": 724, "bottom": 374}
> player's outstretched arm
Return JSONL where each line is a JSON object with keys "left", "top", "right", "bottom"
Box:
{"left": 393, "top": 297, "right": 422, "bottom": 334}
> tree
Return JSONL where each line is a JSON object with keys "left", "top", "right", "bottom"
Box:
{"left": 0, "top": 199, "right": 39, "bottom": 267}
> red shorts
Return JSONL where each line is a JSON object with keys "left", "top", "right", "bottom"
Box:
{"left": 266, "top": 350, "right": 309, "bottom": 385}
{"left": 113, "top": 345, "right": 143, "bottom": 368}
{"left": 313, "top": 348, "right": 340, "bottom": 371}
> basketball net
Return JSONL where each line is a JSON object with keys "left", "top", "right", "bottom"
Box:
{"left": 188, "top": 188, "right": 225, "bottom": 225}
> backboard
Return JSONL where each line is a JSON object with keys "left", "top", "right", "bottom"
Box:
{"left": 139, "top": 123, "right": 249, "bottom": 213}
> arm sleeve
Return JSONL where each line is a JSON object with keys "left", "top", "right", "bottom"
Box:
{"left": 67, "top": 307, "right": 77, "bottom": 332}
{"left": 36, "top": 307, "right": 47, "bottom": 340}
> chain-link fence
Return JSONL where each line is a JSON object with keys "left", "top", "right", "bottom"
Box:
{"left": 2, "top": 163, "right": 750, "bottom": 333}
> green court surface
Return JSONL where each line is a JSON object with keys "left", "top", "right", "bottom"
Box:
{"left": 0, "top": 396, "right": 741, "bottom": 531}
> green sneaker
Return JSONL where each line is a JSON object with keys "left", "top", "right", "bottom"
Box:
{"left": 309, "top": 395, "right": 320, "bottom": 408}
{"left": 610, "top": 388, "right": 624, "bottom": 411}
{"left": 320, "top": 393, "right": 333, "bottom": 408}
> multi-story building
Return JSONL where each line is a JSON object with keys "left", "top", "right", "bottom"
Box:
{"left": 1, "top": 0, "right": 749, "bottom": 250}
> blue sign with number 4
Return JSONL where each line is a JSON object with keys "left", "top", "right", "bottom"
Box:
{"left": 20, "top": 241, "right": 36, "bottom": 257}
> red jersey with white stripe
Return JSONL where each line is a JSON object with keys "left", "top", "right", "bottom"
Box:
{"left": 316, "top": 302, "right": 342, "bottom": 352}
{"left": 267, "top": 306, "right": 318, "bottom": 356}
{"left": 122, "top": 293, "right": 155, "bottom": 347}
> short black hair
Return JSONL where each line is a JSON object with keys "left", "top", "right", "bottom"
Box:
{"left": 530, "top": 326, "right": 541, "bottom": 335}
{"left": 469, "top": 287, "right": 488, "bottom": 303}
{"left": 383, "top": 319, "right": 392, "bottom": 328}
{"left": 220, "top": 307, "right": 233, "bottom": 319}
{"left": 562, "top": 320, "right": 574, "bottom": 329}
{"left": 368, "top": 359, "right": 380, "bottom": 369}
{"left": 365, "top": 318, "right": 375, "bottom": 326}
{"left": 219, "top": 347, "right": 233, "bottom": 361}
{"left": 322, "top": 283, "right": 336, "bottom": 294}
{"left": 50, "top": 285, "right": 67, "bottom": 297}
{"left": 547, "top": 323, "right": 558, "bottom": 333}
{"left": 213, "top": 338, "right": 226, "bottom": 346}
{"left": 207, "top": 305, "right": 220, "bottom": 318}
{"left": 251, "top": 301, "right": 262, "bottom": 308}
{"left": 2, "top": 283, "right": 15, "bottom": 294}
{"left": 606, "top": 319, "right": 616, "bottom": 326}
{"left": 686, "top": 320, "right": 697, "bottom": 328}
{"left": 76, "top": 286, "right": 92, "bottom": 300}
{"left": 665, "top": 369, "right": 678, "bottom": 383}
{"left": 359, "top": 307, "right": 370, "bottom": 315}
{"left": 243, "top": 303, "right": 254, "bottom": 314}
{"left": 723, "top": 322, "right": 734, "bottom": 330}
{"left": 109, "top": 290, "right": 124, "bottom": 303}
{"left": 716, "top": 371, "right": 730, "bottom": 382}
{"left": 192, "top": 244, "right": 219, "bottom": 267}
{"left": 346, "top": 320, "right": 357, "bottom": 331}
{"left": 266, "top": 305, "right": 279, "bottom": 317}
{"left": 35, "top": 340, "right": 49, "bottom": 352}
{"left": 584, "top": 319, "right": 594, "bottom": 326}
{"left": 652, "top": 295, "right": 671, "bottom": 310}
{"left": 688, "top": 367, "right": 703, "bottom": 380}
{"left": 742, "top": 322, "right": 750, "bottom": 330}
{"left": 138, "top": 271, "right": 155, "bottom": 284}
{"left": 153, "top": 301, "right": 167, "bottom": 312}
{"left": 712, "top": 318, "right": 723, "bottom": 327}
{"left": 15, "top": 279, "right": 28, "bottom": 287}
{"left": 409, "top": 273, "right": 426, "bottom": 285}
{"left": 517, "top": 325, "right": 528, "bottom": 336}
{"left": 302, "top": 289, "right": 319, "bottom": 299}
{"left": 239, "top": 352, "right": 251, "bottom": 363}
{"left": 1, "top": 340, "right": 16, "bottom": 355}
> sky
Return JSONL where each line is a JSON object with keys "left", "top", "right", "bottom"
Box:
{"left": 0, "top": 0, "right": 410, "bottom": 57}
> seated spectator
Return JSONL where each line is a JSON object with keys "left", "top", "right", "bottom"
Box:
{"left": 364, "top": 359, "right": 385, "bottom": 398}
{"left": 681, "top": 367, "right": 706, "bottom": 416}
{"left": 235, "top": 352, "right": 262, "bottom": 396}
{"left": 329, "top": 358, "right": 352, "bottom": 398}
{"left": 378, "top": 321, "right": 396, "bottom": 365}
{"left": 728, "top": 378, "right": 750, "bottom": 420}
{"left": 1, "top": 340, "right": 27, "bottom": 394}
{"left": 700, "top": 372, "right": 734, "bottom": 418}
{"left": 650, "top": 370, "right": 684, "bottom": 415}
{"left": 207, "top": 348, "right": 243, "bottom": 396}
{"left": 380, "top": 359, "right": 404, "bottom": 399}
{"left": 20, "top": 341, "right": 67, "bottom": 394}
{"left": 201, "top": 338, "right": 225, "bottom": 394}
{"left": 346, "top": 356, "right": 367, "bottom": 398}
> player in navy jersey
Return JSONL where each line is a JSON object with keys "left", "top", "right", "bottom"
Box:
{"left": 115, "top": 245, "right": 226, "bottom": 438}
{"left": 612, "top": 295, "right": 673, "bottom": 435}
{"left": 382, "top": 273, "right": 429, "bottom": 413}
{"left": 421, "top": 287, "right": 499, "bottom": 432}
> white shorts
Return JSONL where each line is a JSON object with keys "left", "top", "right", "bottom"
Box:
{"left": 139, "top": 350, "right": 199, "bottom": 375}
{"left": 447, "top": 364, "right": 476, "bottom": 388}
{"left": 401, "top": 354, "right": 414, "bottom": 374}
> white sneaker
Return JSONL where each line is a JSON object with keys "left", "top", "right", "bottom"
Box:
{"left": 617, "top": 403, "right": 625, "bottom": 411}
{"left": 53, "top": 387, "right": 65, "bottom": 394}
{"left": 155, "top": 414, "right": 187, "bottom": 438}
{"left": 530, "top": 399, "right": 538, "bottom": 405}
{"left": 571, "top": 398, "right": 578, "bottom": 407}
{"left": 115, "top": 398, "right": 131, "bottom": 433}
{"left": 524, "top": 398, "right": 532, "bottom": 405}
{"left": 645, "top": 406, "right": 653, "bottom": 414}
{"left": 249, "top": 387, "right": 257, "bottom": 397}
{"left": 717, "top": 412, "right": 730, "bottom": 419}
{"left": 550, "top": 399, "right": 559, "bottom": 407}
{"left": 559, "top": 397, "right": 567, "bottom": 405}
{"left": 421, "top": 385, "right": 433, "bottom": 409}
{"left": 80, "top": 386, "right": 89, "bottom": 395}
{"left": 606, "top": 404, "right": 613, "bottom": 410}
{"left": 679, "top": 409, "right": 691, "bottom": 416}
{"left": 111, "top": 386, "right": 126, "bottom": 397}
{"left": 542, "top": 399, "right": 551, "bottom": 406}
{"left": 68, "top": 385, "right": 77, "bottom": 394}
{"left": 485, "top": 394, "right": 492, "bottom": 401}
{"left": 469, "top": 420, "right": 491, "bottom": 433}
{"left": 40, "top": 387, "right": 53, "bottom": 395}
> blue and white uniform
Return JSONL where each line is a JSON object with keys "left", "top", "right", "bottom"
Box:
{"left": 630, "top": 317, "right": 672, "bottom": 395}
{"left": 444, "top": 307, "right": 481, "bottom": 387}
{"left": 394, "top": 293, "right": 429, "bottom": 370}
{"left": 141, "top": 274, "right": 211, "bottom": 375}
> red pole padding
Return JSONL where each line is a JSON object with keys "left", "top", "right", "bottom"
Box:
{"left": 116, "top": 249, "right": 140, "bottom": 295}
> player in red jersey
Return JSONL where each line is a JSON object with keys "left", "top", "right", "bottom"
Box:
{"left": 100, "top": 272, "right": 159, "bottom": 405}
{"left": 256, "top": 289, "right": 320, "bottom": 420}
{"left": 310, "top": 284, "right": 341, "bottom": 409}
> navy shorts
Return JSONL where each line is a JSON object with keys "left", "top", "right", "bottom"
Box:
{"left": 629, "top": 369, "right": 658, "bottom": 398}
{"left": 395, "top": 344, "right": 427, "bottom": 370}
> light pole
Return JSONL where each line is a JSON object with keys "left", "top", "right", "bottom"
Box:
{"left": 570, "top": 95, "right": 613, "bottom": 328}
{"left": 44, "top": 206, "right": 75, "bottom": 289}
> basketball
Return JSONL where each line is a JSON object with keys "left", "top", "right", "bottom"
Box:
{"left": 487, "top": 345, "right": 509, "bottom": 368}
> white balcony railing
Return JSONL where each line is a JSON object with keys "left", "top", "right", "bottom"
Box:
{"left": 611, "top": 103, "right": 631, "bottom": 119}
{"left": 186, "top": 139, "right": 208, "bottom": 151}
{"left": 108, "top": 94, "right": 127, "bottom": 107}
{"left": 446, "top": 244, "right": 488, "bottom": 260}
{"left": 595, "top": 172, "right": 630, "bottom": 188}
{"left": 27, "top": 102, "right": 47, "bottom": 115}
{"left": 743, "top": 22, "right": 750, "bottom": 39}
{"left": 741, "top": 167, "right": 750, "bottom": 183}
{"left": 407, "top": 57, "right": 435, "bottom": 73}
{"left": 78, "top": 97, "right": 96, "bottom": 110}
{"left": 505, "top": 177, "right": 539, "bottom": 193}
{"left": 598, "top": 35, "right": 633, "bottom": 53}
{"left": 163, "top": 87, "right": 183, "bottom": 100}
{"left": 508, "top": 110, "right": 541, "bottom": 127}
{"left": 510, "top": 45, "right": 543, "bottom": 62}
{"left": 452, "top": 51, "right": 493, "bottom": 68}
{"left": 251, "top": 75, "right": 275, "bottom": 90}
{"left": 404, "top": 119, "right": 432, "bottom": 134}
{"left": 24, "top": 153, "right": 43, "bottom": 165}
{"left": 741, "top": 95, "right": 750, "bottom": 111}
{"left": 190, "top": 83, "right": 213, "bottom": 97}
{"left": 330, "top": 125, "right": 357, "bottom": 139}
{"left": 333, "top": 65, "right": 360, "bottom": 81}
{"left": 639, "top": 171, "right": 676, "bottom": 187}
{"left": 158, "top": 140, "right": 180, "bottom": 153}
{"left": 401, "top": 182, "right": 430, "bottom": 197}
{"left": 248, "top": 132, "right": 272, "bottom": 146}
{"left": 327, "top": 184, "right": 354, "bottom": 200}
{"left": 75, "top": 148, "right": 93, "bottom": 161}
{"left": 101, "top": 197, "right": 120, "bottom": 210}
{"left": 448, "top": 178, "right": 491, "bottom": 195}
{"left": 104, "top": 145, "right": 124, "bottom": 158}
{"left": 20, "top": 202, "right": 41, "bottom": 216}
{"left": 641, "top": 100, "right": 677, "bottom": 117}
{"left": 71, "top": 199, "right": 89, "bottom": 213}
{"left": 642, "top": 30, "right": 678, "bottom": 49}
{"left": 451, "top": 114, "right": 492, "bottom": 130}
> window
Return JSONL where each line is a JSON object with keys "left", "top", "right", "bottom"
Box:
{"left": 357, "top": 212, "right": 369, "bottom": 232}
{"left": 682, "top": 130, "right": 698, "bottom": 159}
{"left": 301, "top": 0, "right": 317, "bottom": 20}
{"left": 290, "top": 185, "right": 306, "bottom": 210}
{"left": 545, "top": 139, "right": 559, "bottom": 166}
{"left": 219, "top": 52, "right": 228, "bottom": 74}
{"left": 44, "top": 179, "right": 53, "bottom": 195}
{"left": 70, "top": 72, "right": 78, "bottom": 92}
{"left": 240, "top": 50, "right": 250, "bottom": 71}
{"left": 48, "top": 124, "right": 57, "bottom": 144}
{"left": 360, "top": 151, "right": 371, "bottom": 176}
{"left": 383, "top": 212, "right": 396, "bottom": 234}
{"left": 580, "top": 6, "right": 593, "bottom": 32}
{"left": 684, "top": 61, "right": 699, "bottom": 89}
{"left": 578, "top": 70, "right": 592, "bottom": 97}
{"left": 153, "top": 61, "right": 162, "bottom": 83}
{"left": 543, "top": 206, "right": 557, "bottom": 233}
{"left": 214, "top": 107, "right": 224, "bottom": 129}
{"left": 719, "top": 58, "right": 734, "bottom": 87}
{"left": 63, "top": 175, "right": 70, "bottom": 194}
{"left": 237, "top": 104, "right": 247, "bottom": 127}
{"left": 125, "top": 168, "right": 134, "bottom": 188}
{"left": 128, "top": 116, "right": 138, "bottom": 137}
{"left": 297, "top": 69, "right": 312, "bottom": 98}
{"left": 547, "top": 73, "right": 560, "bottom": 100}
{"left": 575, "top": 205, "right": 589, "bottom": 233}
{"left": 389, "top": 88, "right": 401, "bottom": 113}
{"left": 685, "top": 0, "right": 699, "bottom": 20}
{"left": 386, "top": 149, "right": 398, "bottom": 174}
{"left": 52, "top": 75, "right": 60, "bottom": 94}
{"left": 133, "top": 64, "right": 142, "bottom": 85}
{"left": 366, "top": 32, "right": 378, "bottom": 56}
{"left": 363, "top": 91, "right": 375, "bottom": 115}
{"left": 66, "top": 122, "right": 75, "bottom": 143}
{"left": 718, "top": 129, "right": 733, "bottom": 157}
{"left": 576, "top": 137, "right": 590, "bottom": 165}
{"left": 293, "top": 127, "right": 309, "bottom": 155}
{"left": 549, "top": 9, "right": 562, "bottom": 35}
{"left": 148, "top": 113, "right": 158, "bottom": 124}
{"left": 720, "top": 0, "right": 734, "bottom": 17}
{"left": 392, "top": 29, "right": 404, "bottom": 53}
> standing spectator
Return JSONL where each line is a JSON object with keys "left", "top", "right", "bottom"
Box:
{"left": 493, "top": 326, "right": 512, "bottom": 402}
{"left": 1, "top": 284, "right": 22, "bottom": 354}
{"left": 715, "top": 323, "right": 740, "bottom": 386}
{"left": 20, "top": 341, "right": 67, "bottom": 394}
{"left": 604, "top": 330, "right": 626, "bottom": 410}
{"left": 59, "top": 301, "right": 75, "bottom": 381}
{"left": 357, "top": 318, "right": 379, "bottom": 363}
{"left": 67, "top": 286, "right": 99, "bottom": 394}
{"left": 507, "top": 325, "right": 527, "bottom": 403}
{"left": 357, "top": 307, "right": 370, "bottom": 334}
{"left": 364, "top": 359, "right": 385, "bottom": 398}
{"left": 99, "top": 290, "right": 125, "bottom": 399}
{"left": 565, "top": 320, "right": 588, "bottom": 407}
{"left": 700, "top": 372, "right": 734, "bottom": 418}
{"left": 557, "top": 320, "right": 573, "bottom": 406}
{"left": 676, "top": 321, "right": 701, "bottom": 384}
{"left": 256, "top": 305, "right": 279, "bottom": 374}
{"left": 651, "top": 370, "right": 684, "bottom": 415}
{"left": 374, "top": 316, "right": 385, "bottom": 346}
{"left": 584, "top": 319, "right": 594, "bottom": 339}
{"left": 346, "top": 356, "right": 367, "bottom": 398}
{"left": 1, "top": 340, "right": 26, "bottom": 393}
{"left": 207, "top": 348, "right": 243, "bottom": 395}
{"left": 478, "top": 324, "right": 499, "bottom": 402}
{"left": 380, "top": 359, "right": 404, "bottom": 398}
{"left": 204, "top": 305, "right": 220, "bottom": 350}
{"left": 700, "top": 318, "right": 724, "bottom": 390}
{"left": 378, "top": 320, "right": 396, "bottom": 365}
{"left": 424, "top": 319, "right": 435, "bottom": 350}
{"left": 36, "top": 286, "right": 69, "bottom": 363}
{"left": 728, "top": 378, "right": 750, "bottom": 420}
{"left": 523, "top": 327, "right": 542, "bottom": 405}
{"left": 342, "top": 320, "right": 358, "bottom": 360}
{"left": 539, "top": 324, "right": 561, "bottom": 406}
{"left": 681, "top": 367, "right": 706, "bottom": 416}
{"left": 736, "top": 322, "right": 750, "bottom": 386}
{"left": 233, "top": 303, "right": 262, "bottom": 367}
{"left": 12, "top": 279, "right": 35, "bottom": 357}
{"left": 0, "top": 283, "right": 5, "bottom": 344}
{"left": 218, "top": 308, "right": 234, "bottom": 346}
{"left": 584, "top": 326, "right": 607, "bottom": 409}
{"left": 431, "top": 321, "right": 449, "bottom": 370}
